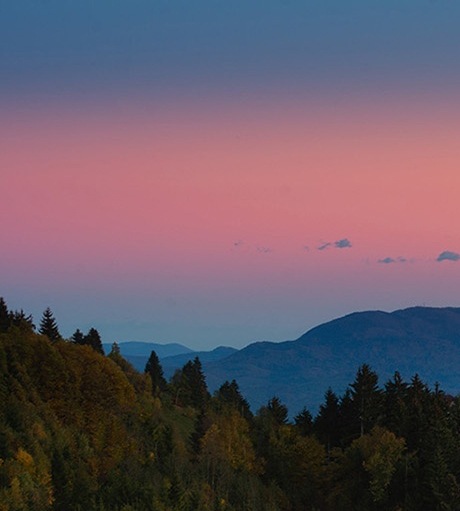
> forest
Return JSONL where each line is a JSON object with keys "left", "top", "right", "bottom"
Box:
{"left": 1, "top": 297, "right": 460, "bottom": 511}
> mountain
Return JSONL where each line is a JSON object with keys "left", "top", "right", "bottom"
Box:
{"left": 161, "top": 346, "right": 238, "bottom": 379}
{"left": 102, "top": 341, "right": 194, "bottom": 371}
{"left": 103, "top": 341, "right": 238, "bottom": 373}
{"left": 203, "top": 307, "right": 460, "bottom": 416}
{"left": 102, "top": 341, "right": 193, "bottom": 358}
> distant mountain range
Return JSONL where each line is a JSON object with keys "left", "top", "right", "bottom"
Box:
{"left": 103, "top": 341, "right": 237, "bottom": 376}
{"left": 105, "top": 307, "right": 460, "bottom": 418}
{"left": 203, "top": 307, "right": 460, "bottom": 416}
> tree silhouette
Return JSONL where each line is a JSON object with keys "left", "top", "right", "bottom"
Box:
{"left": 71, "top": 329, "right": 85, "bottom": 345}
{"left": 144, "top": 349, "right": 166, "bottom": 395}
{"left": 39, "top": 307, "right": 61, "bottom": 343}
{"left": 0, "top": 297, "right": 10, "bottom": 333}
{"left": 83, "top": 328, "right": 104, "bottom": 355}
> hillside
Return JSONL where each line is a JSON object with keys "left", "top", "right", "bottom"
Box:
{"left": 4, "top": 298, "right": 460, "bottom": 510}
{"left": 204, "top": 307, "right": 460, "bottom": 414}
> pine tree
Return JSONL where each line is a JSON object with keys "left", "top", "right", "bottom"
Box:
{"left": 0, "top": 297, "right": 10, "bottom": 333}
{"left": 314, "top": 388, "right": 340, "bottom": 450}
{"left": 39, "top": 307, "right": 62, "bottom": 343}
{"left": 176, "top": 356, "right": 210, "bottom": 409}
{"left": 349, "top": 364, "right": 382, "bottom": 437}
{"left": 294, "top": 407, "right": 313, "bottom": 436}
{"left": 83, "top": 328, "right": 104, "bottom": 355}
{"left": 144, "top": 350, "right": 166, "bottom": 395}
{"left": 9, "top": 309, "right": 35, "bottom": 331}
{"left": 71, "top": 329, "right": 85, "bottom": 345}
{"left": 214, "top": 379, "right": 252, "bottom": 418}
{"left": 267, "top": 396, "right": 289, "bottom": 427}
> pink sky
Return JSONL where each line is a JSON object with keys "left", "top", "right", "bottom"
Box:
{"left": 2, "top": 93, "right": 460, "bottom": 348}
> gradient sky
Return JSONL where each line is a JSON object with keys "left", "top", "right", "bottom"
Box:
{"left": 1, "top": 1, "right": 460, "bottom": 350}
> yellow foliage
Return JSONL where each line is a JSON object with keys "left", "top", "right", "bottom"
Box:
{"left": 15, "top": 448, "right": 33, "bottom": 468}
{"left": 201, "top": 412, "right": 259, "bottom": 473}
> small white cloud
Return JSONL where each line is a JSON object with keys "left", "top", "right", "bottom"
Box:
{"left": 437, "top": 251, "right": 460, "bottom": 262}
{"left": 334, "top": 238, "right": 352, "bottom": 249}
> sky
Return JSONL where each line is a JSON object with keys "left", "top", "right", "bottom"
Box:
{"left": 1, "top": 0, "right": 460, "bottom": 350}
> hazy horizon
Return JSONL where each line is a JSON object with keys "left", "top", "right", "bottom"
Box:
{"left": 2, "top": 1, "right": 460, "bottom": 351}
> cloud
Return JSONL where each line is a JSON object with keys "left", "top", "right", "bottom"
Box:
{"left": 257, "top": 246, "right": 272, "bottom": 254}
{"left": 233, "top": 240, "right": 244, "bottom": 248}
{"left": 377, "top": 256, "right": 409, "bottom": 264}
{"left": 317, "top": 242, "right": 331, "bottom": 251}
{"left": 437, "top": 251, "right": 460, "bottom": 262}
{"left": 334, "top": 238, "right": 352, "bottom": 249}
{"left": 378, "top": 257, "right": 396, "bottom": 264}
{"left": 303, "top": 245, "right": 310, "bottom": 251}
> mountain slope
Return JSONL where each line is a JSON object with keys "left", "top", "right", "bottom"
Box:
{"left": 203, "top": 307, "right": 460, "bottom": 415}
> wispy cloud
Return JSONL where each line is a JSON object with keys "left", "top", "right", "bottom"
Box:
{"left": 377, "top": 256, "right": 409, "bottom": 264}
{"left": 378, "top": 257, "right": 396, "bottom": 264}
{"left": 257, "top": 246, "right": 272, "bottom": 254}
{"left": 317, "top": 242, "right": 331, "bottom": 251}
{"left": 437, "top": 251, "right": 460, "bottom": 262}
{"left": 334, "top": 238, "right": 352, "bottom": 249}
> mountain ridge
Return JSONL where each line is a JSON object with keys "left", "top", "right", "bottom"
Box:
{"left": 203, "top": 306, "right": 460, "bottom": 415}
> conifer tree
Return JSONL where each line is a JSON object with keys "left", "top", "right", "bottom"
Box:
{"left": 71, "top": 328, "right": 85, "bottom": 345}
{"left": 144, "top": 349, "right": 167, "bottom": 395}
{"left": 0, "top": 297, "right": 10, "bottom": 333}
{"left": 349, "top": 364, "right": 382, "bottom": 437}
{"left": 9, "top": 309, "right": 35, "bottom": 331}
{"left": 294, "top": 407, "right": 313, "bottom": 436}
{"left": 83, "top": 328, "right": 104, "bottom": 355}
{"left": 214, "top": 379, "right": 252, "bottom": 418}
{"left": 39, "top": 307, "right": 62, "bottom": 343}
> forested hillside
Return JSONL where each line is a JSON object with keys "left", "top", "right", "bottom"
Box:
{"left": 2, "top": 298, "right": 460, "bottom": 511}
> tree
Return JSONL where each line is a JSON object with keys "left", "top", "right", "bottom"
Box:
{"left": 214, "top": 379, "right": 252, "bottom": 419}
{"left": 39, "top": 307, "right": 61, "bottom": 343}
{"left": 83, "top": 328, "right": 104, "bottom": 355}
{"left": 349, "top": 364, "right": 382, "bottom": 438}
{"left": 71, "top": 329, "right": 85, "bottom": 345}
{"left": 9, "top": 309, "right": 35, "bottom": 331}
{"left": 183, "top": 357, "right": 210, "bottom": 409}
{"left": 314, "top": 388, "right": 341, "bottom": 450}
{"left": 144, "top": 350, "right": 166, "bottom": 395}
{"left": 267, "top": 397, "right": 289, "bottom": 427}
{"left": 294, "top": 407, "right": 313, "bottom": 436}
{"left": 0, "top": 297, "right": 10, "bottom": 333}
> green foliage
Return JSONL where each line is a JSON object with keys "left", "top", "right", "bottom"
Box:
{"left": 4, "top": 301, "right": 460, "bottom": 511}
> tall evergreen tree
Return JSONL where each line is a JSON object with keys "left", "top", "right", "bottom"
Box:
{"left": 0, "top": 297, "right": 10, "bottom": 333}
{"left": 214, "top": 379, "right": 252, "bottom": 419}
{"left": 39, "top": 307, "right": 61, "bottom": 343}
{"left": 294, "top": 407, "right": 313, "bottom": 436}
{"left": 71, "top": 329, "right": 85, "bottom": 345}
{"left": 267, "top": 396, "right": 289, "bottom": 427}
{"left": 144, "top": 349, "right": 167, "bottom": 395}
{"left": 314, "top": 388, "right": 340, "bottom": 450}
{"left": 83, "top": 328, "right": 104, "bottom": 355}
{"left": 176, "top": 356, "right": 210, "bottom": 409}
{"left": 349, "top": 364, "right": 382, "bottom": 437}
